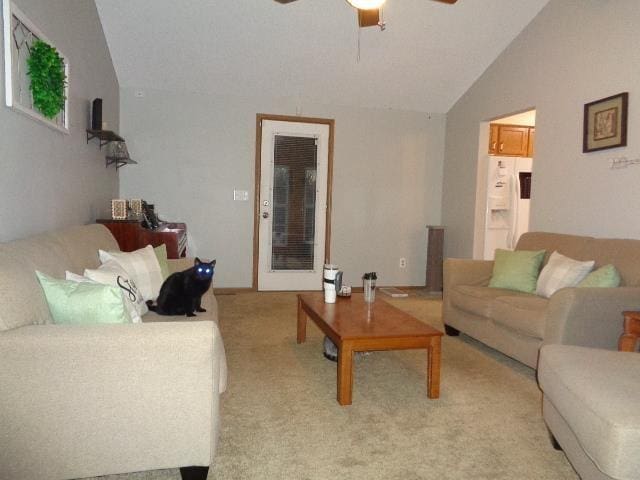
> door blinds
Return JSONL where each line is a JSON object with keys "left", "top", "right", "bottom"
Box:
{"left": 271, "top": 135, "right": 318, "bottom": 271}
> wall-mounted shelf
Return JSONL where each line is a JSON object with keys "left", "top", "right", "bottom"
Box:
{"left": 104, "top": 140, "right": 135, "bottom": 170}
{"left": 106, "top": 156, "right": 138, "bottom": 170}
{"left": 86, "top": 129, "right": 124, "bottom": 149}
{"left": 87, "top": 129, "right": 136, "bottom": 170}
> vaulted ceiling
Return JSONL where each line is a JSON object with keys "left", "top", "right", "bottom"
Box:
{"left": 96, "top": 0, "right": 549, "bottom": 113}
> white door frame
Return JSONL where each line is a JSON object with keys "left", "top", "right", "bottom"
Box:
{"left": 253, "top": 114, "right": 335, "bottom": 290}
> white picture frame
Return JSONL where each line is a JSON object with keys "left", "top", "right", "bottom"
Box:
{"left": 128, "top": 199, "right": 143, "bottom": 217}
{"left": 111, "top": 199, "right": 127, "bottom": 220}
{"left": 2, "top": 0, "right": 69, "bottom": 134}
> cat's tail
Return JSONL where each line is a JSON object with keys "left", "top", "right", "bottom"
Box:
{"left": 146, "top": 300, "right": 157, "bottom": 312}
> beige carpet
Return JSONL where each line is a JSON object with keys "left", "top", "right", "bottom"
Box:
{"left": 96, "top": 291, "right": 577, "bottom": 480}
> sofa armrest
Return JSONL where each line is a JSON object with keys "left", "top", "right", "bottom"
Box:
{"left": 0, "top": 322, "right": 227, "bottom": 480}
{"left": 544, "top": 287, "right": 640, "bottom": 350}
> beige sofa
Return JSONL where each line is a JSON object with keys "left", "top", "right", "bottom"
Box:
{"left": 0, "top": 224, "right": 227, "bottom": 480}
{"left": 443, "top": 232, "right": 640, "bottom": 368}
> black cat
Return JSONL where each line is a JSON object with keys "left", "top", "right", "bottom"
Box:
{"left": 147, "top": 258, "right": 216, "bottom": 317}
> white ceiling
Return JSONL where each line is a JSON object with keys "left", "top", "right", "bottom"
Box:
{"left": 96, "top": 0, "right": 549, "bottom": 113}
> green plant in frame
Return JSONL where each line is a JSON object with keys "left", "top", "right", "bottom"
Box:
{"left": 27, "top": 40, "right": 66, "bottom": 119}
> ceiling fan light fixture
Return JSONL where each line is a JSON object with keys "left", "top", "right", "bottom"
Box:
{"left": 346, "top": 0, "right": 386, "bottom": 10}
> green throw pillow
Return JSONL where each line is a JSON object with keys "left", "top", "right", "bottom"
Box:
{"left": 154, "top": 244, "right": 171, "bottom": 280}
{"left": 577, "top": 264, "right": 621, "bottom": 288}
{"left": 489, "top": 249, "right": 546, "bottom": 293}
{"left": 36, "top": 271, "right": 131, "bottom": 324}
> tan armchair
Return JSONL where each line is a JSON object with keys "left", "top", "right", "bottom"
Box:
{"left": 538, "top": 314, "right": 640, "bottom": 480}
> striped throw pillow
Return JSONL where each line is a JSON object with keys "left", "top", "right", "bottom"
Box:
{"left": 99, "top": 245, "right": 164, "bottom": 302}
{"left": 535, "top": 251, "right": 594, "bottom": 298}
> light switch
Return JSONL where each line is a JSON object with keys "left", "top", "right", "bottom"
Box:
{"left": 233, "top": 190, "right": 249, "bottom": 201}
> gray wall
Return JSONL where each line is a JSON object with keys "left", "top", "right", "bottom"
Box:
{"left": 119, "top": 87, "right": 445, "bottom": 288}
{"left": 0, "top": 0, "right": 119, "bottom": 242}
{"left": 442, "top": 0, "right": 640, "bottom": 258}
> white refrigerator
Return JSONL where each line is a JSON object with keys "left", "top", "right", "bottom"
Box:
{"left": 483, "top": 156, "right": 533, "bottom": 260}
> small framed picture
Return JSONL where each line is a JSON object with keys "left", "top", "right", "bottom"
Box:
{"left": 583, "top": 92, "right": 628, "bottom": 153}
{"left": 128, "top": 199, "right": 143, "bottom": 218}
{"left": 111, "top": 199, "right": 127, "bottom": 220}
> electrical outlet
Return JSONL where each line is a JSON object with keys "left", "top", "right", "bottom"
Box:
{"left": 399, "top": 257, "right": 407, "bottom": 268}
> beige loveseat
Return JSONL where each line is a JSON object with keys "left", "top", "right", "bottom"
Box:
{"left": 443, "top": 232, "right": 640, "bottom": 368}
{"left": 0, "top": 224, "right": 227, "bottom": 480}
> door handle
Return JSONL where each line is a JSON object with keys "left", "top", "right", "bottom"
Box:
{"left": 262, "top": 212, "right": 269, "bottom": 219}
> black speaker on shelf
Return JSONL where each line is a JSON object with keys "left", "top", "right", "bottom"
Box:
{"left": 91, "top": 98, "right": 102, "bottom": 130}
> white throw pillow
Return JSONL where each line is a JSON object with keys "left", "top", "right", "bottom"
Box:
{"left": 99, "top": 245, "right": 163, "bottom": 302}
{"left": 81, "top": 262, "right": 147, "bottom": 323}
{"left": 535, "top": 251, "right": 595, "bottom": 298}
{"left": 65, "top": 271, "right": 94, "bottom": 284}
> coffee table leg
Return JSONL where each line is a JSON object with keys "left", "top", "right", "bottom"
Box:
{"left": 337, "top": 341, "right": 354, "bottom": 405}
{"left": 297, "top": 297, "right": 307, "bottom": 344}
{"left": 427, "top": 336, "right": 441, "bottom": 399}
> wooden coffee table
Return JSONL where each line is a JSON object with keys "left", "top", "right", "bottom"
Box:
{"left": 297, "top": 293, "right": 443, "bottom": 405}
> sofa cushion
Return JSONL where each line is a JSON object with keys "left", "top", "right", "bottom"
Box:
{"left": 586, "top": 238, "right": 640, "bottom": 287}
{"left": 491, "top": 294, "right": 548, "bottom": 339}
{"left": 450, "top": 285, "right": 516, "bottom": 318}
{"left": 79, "top": 261, "right": 148, "bottom": 323}
{"left": 154, "top": 244, "right": 171, "bottom": 280}
{"left": 0, "top": 250, "right": 52, "bottom": 331}
{"left": 0, "top": 234, "right": 73, "bottom": 331}
{"left": 489, "top": 249, "right": 546, "bottom": 293}
{"left": 51, "top": 224, "right": 120, "bottom": 273}
{"left": 578, "top": 264, "right": 621, "bottom": 288}
{"left": 8, "top": 234, "right": 72, "bottom": 278}
{"left": 516, "top": 232, "right": 592, "bottom": 266}
{"left": 36, "top": 271, "right": 131, "bottom": 325}
{"left": 100, "top": 245, "right": 164, "bottom": 302}
{"left": 535, "top": 251, "right": 594, "bottom": 298}
{"left": 516, "top": 232, "right": 640, "bottom": 287}
{"left": 539, "top": 345, "right": 640, "bottom": 480}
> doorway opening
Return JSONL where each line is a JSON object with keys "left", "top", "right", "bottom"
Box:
{"left": 472, "top": 109, "right": 536, "bottom": 260}
{"left": 253, "top": 114, "right": 335, "bottom": 291}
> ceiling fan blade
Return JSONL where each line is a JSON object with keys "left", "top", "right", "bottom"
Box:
{"left": 358, "top": 8, "right": 380, "bottom": 28}
{"left": 431, "top": 0, "right": 458, "bottom": 3}
{"left": 273, "top": 0, "right": 299, "bottom": 3}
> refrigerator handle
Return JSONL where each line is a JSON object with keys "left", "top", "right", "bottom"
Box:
{"left": 510, "top": 173, "right": 520, "bottom": 249}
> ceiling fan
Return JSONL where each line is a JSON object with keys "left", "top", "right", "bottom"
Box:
{"left": 274, "top": 0, "right": 458, "bottom": 29}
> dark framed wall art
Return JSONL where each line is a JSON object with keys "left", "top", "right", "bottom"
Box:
{"left": 583, "top": 92, "right": 628, "bottom": 153}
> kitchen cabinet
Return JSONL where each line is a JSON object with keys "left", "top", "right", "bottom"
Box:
{"left": 527, "top": 127, "right": 535, "bottom": 157}
{"left": 489, "top": 124, "right": 535, "bottom": 157}
{"left": 489, "top": 124, "right": 500, "bottom": 154}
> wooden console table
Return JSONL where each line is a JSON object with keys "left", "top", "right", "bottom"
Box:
{"left": 97, "top": 219, "right": 187, "bottom": 259}
{"left": 620, "top": 311, "right": 640, "bottom": 352}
